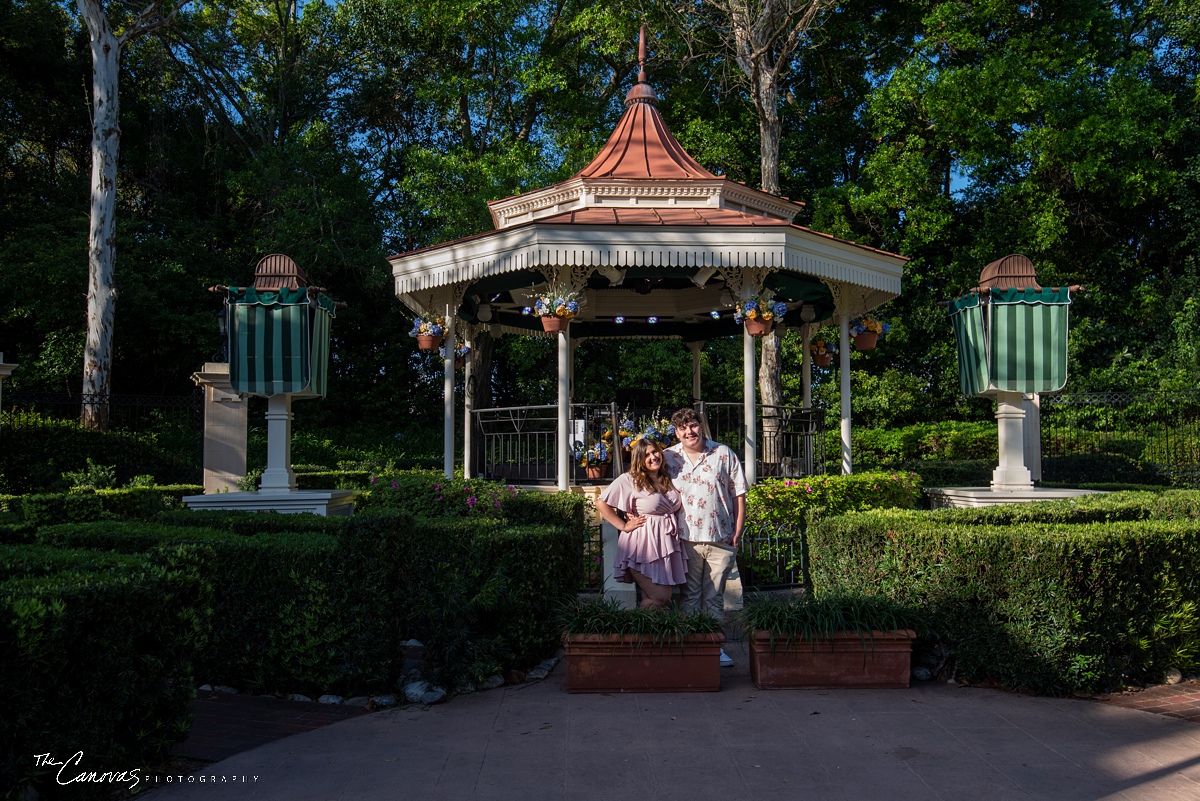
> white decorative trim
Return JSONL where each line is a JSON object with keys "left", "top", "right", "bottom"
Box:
{"left": 392, "top": 225, "right": 903, "bottom": 302}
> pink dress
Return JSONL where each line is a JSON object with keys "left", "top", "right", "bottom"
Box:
{"left": 599, "top": 474, "right": 687, "bottom": 586}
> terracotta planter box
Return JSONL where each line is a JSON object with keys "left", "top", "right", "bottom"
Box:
{"left": 563, "top": 632, "right": 725, "bottom": 693}
{"left": 812, "top": 353, "right": 832, "bottom": 367}
{"left": 748, "top": 629, "right": 915, "bottom": 689}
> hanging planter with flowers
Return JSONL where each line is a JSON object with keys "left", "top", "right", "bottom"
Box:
{"left": 439, "top": 341, "right": 471, "bottom": 369}
{"left": 574, "top": 440, "right": 612, "bottom": 479}
{"left": 534, "top": 284, "right": 582, "bottom": 332}
{"left": 618, "top": 414, "right": 676, "bottom": 452}
{"left": 735, "top": 291, "right": 788, "bottom": 337}
{"left": 850, "top": 316, "right": 890, "bottom": 350}
{"left": 810, "top": 339, "right": 838, "bottom": 367}
{"left": 409, "top": 315, "right": 445, "bottom": 351}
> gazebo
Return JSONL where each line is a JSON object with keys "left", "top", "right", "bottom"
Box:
{"left": 389, "top": 46, "right": 907, "bottom": 489}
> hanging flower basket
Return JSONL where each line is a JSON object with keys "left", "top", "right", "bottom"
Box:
{"left": 813, "top": 353, "right": 832, "bottom": 367}
{"left": 744, "top": 318, "right": 774, "bottom": 337}
{"left": 850, "top": 316, "right": 889, "bottom": 351}
{"left": 541, "top": 314, "right": 570, "bottom": 333}
{"left": 417, "top": 334, "right": 442, "bottom": 351}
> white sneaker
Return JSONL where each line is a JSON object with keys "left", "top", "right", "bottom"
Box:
{"left": 720, "top": 649, "right": 734, "bottom": 667}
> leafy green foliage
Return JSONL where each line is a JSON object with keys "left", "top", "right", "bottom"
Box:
{"left": 747, "top": 471, "right": 923, "bottom": 527}
{"left": 807, "top": 505, "right": 1200, "bottom": 693}
{"left": 60, "top": 458, "right": 117, "bottom": 490}
{"left": 0, "top": 549, "right": 209, "bottom": 799}
{"left": 741, "top": 594, "right": 918, "bottom": 646}
{"left": 558, "top": 595, "right": 723, "bottom": 645}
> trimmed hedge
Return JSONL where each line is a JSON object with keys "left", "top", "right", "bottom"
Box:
{"left": 93, "top": 485, "right": 204, "bottom": 518}
{"left": 1, "top": 552, "right": 207, "bottom": 799}
{"left": 924, "top": 489, "right": 1200, "bottom": 527}
{"left": 295, "top": 470, "right": 372, "bottom": 490}
{"left": 0, "top": 412, "right": 198, "bottom": 494}
{"left": 747, "top": 471, "right": 924, "bottom": 527}
{"left": 19, "top": 492, "right": 105, "bottom": 526}
{"left": 807, "top": 509, "right": 1200, "bottom": 693}
{"left": 39, "top": 510, "right": 585, "bottom": 693}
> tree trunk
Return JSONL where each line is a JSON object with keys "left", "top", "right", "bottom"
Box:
{"left": 468, "top": 329, "right": 494, "bottom": 412}
{"left": 756, "top": 72, "right": 781, "bottom": 196}
{"left": 755, "top": 74, "right": 784, "bottom": 472}
{"left": 78, "top": 0, "right": 122, "bottom": 431}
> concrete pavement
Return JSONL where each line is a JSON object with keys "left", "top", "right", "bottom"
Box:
{"left": 142, "top": 637, "right": 1200, "bottom": 801}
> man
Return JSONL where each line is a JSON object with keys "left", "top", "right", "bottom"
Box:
{"left": 664, "top": 407, "right": 747, "bottom": 667}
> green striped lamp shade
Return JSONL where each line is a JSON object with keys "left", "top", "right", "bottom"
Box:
{"left": 227, "top": 287, "right": 336, "bottom": 398}
{"left": 948, "top": 287, "right": 1071, "bottom": 397}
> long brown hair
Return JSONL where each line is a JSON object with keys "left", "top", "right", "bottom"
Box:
{"left": 628, "top": 438, "right": 674, "bottom": 494}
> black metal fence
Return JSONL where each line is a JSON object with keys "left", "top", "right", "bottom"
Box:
{"left": 737, "top": 522, "right": 805, "bottom": 591}
{"left": 1040, "top": 390, "right": 1200, "bottom": 484}
{"left": 698, "top": 401, "right": 826, "bottom": 478}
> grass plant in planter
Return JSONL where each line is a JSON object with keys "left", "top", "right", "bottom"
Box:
{"left": 742, "top": 595, "right": 917, "bottom": 690}
{"left": 559, "top": 597, "right": 725, "bottom": 693}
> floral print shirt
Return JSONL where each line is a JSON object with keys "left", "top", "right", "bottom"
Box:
{"left": 664, "top": 440, "right": 748, "bottom": 543}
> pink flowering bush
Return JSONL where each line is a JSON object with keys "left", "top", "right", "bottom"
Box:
{"left": 361, "top": 471, "right": 517, "bottom": 518}
{"left": 748, "top": 471, "right": 923, "bottom": 527}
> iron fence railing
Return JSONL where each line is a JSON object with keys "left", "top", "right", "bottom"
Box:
{"left": 2, "top": 390, "right": 205, "bottom": 471}
{"left": 1040, "top": 390, "right": 1200, "bottom": 484}
{"left": 737, "top": 521, "right": 805, "bottom": 591}
{"left": 472, "top": 401, "right": 825, "bottom": 484}
{"left": 581, "top": 523, "right": 603, "bottom": 592}
{"left": 698, "top": 401, "right": 826, "bottom": 478}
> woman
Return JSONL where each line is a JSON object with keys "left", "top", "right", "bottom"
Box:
{"left": 596, "top": 437, "right": 687, "bottom": 608}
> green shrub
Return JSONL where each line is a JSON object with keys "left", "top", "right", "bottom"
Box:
{"left": 747, "top": 471, "right": 923, "bottom": 527}
{"left": 0, "top": 521, "right": 35, "bottom": 545}
{"left": 37, "top": 521, "right": 354, "bottom": 693}
{"left": 93, "top": 485, "right": 204, "bottom": 519}
{"left": 0, "top": 544, "right": 152, "bottom": 580}
{"left": 0, "top": 556, "right": 207, "bottom": 799}
{"left": 740, "top": 594, "right": 919, "bottom": 644}
{"left": 807, "top": 509, "right": 1200, "bottom": 693}
{"left": 61, "top": 458, "right": 118, "bottom": 490}
{"left": 558, "top": 595, "right": 722, "bottom": 642}
{"left": 295, "top": 470, "right": 372, "bottom": 490}
{"left": 19, "top": 492, "right": 105, "bottom": 526}
{"left": 358, "top": 470, "right": 516, "bottom": 517}
{"left": 853, "top": 421, "right": 997, "bottom": 464}
{"left": 897, "top": 459, "right": 992, "bottom": 487}
{"left": 0, "top": 412, "right": 198, "bottom": 494}
{"left": 153, "top": 508, "right": 354, "bottom": 537}
{"left": 1041, "top": 453, "right": 1167, "bottom": 486}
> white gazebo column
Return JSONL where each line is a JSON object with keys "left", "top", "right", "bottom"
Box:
{"left": 743, "top": 326, "right": 757, "bottom": 485}
{"left": 462, "top": 326, "right": 474, "bottom": 480}
{"left": 992, "top": 390, "right": 1033, "bottom": 489}
{"left": 443, "top": 306, "right": 455, "bottom": 479}
{"left": 840, "top": 314, "right": 852, "bottom": 474}
{"left": 801, "top": 325, "right": 812, "bottom": 409}
{"left": 688, "top": 340, "right": 704, "bottom": 402}
{"left": 558, "top": 327, "right": 570, "bottom": 491}
{"left": 260, "top": 394, "right": 296, "bottom": 492}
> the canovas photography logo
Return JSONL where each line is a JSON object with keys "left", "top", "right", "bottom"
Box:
{"left": 33, "top": 752, "right": 143, "bottom": 790}
{"left": 32, "top": 752, "right": 259, "bottom": 789}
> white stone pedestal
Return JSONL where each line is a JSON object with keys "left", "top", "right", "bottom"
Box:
{"left": 192, "top": 363, "right": 248, "bottom": 494}
{"left": 260, "top": 393, "right": 296, "bottom": 492}
{"left": 993, "top": 390, "right": 1033, "bottom": 490}
{"left": 925, "top": 486, "right": 1102, "bottom": 509}
{"left": 182, "top": 489, "right": 358, "bottom": 516}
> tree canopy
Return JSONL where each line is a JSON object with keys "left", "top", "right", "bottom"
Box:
{"left": 1, "top": 0, "right": 1196, "bottom": 435}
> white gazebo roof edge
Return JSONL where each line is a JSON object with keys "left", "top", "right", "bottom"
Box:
{"left": 391, "top": 224, "right": 904, "bottom": 298}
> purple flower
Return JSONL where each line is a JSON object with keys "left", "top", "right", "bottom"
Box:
{"left": 391, "top": 481, "right": 398, "bottom": 488}
{"left": 494, "top": 500, "right": 502, "bottom": 508}
{"left": 806, "top": 486, "right": 813, "bottom": 493}
{"left": 437, "top": 494, "right": 443, "bottom": 500}
{"left": 434, "top": 483, "right": 441, "bottom": 490}
{"left": 371, "top": 477, "right": 378, "bottom": 485}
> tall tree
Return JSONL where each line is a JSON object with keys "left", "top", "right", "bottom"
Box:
{"left": 77, "top": 0, "right": 187, "bottom": 427}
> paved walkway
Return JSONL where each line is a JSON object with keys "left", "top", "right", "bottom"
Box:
{"left": 142, "top": 639, "right": 1200, "bottom": 801}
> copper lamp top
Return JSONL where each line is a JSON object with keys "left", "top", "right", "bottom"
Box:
{"left": 977, "top": 254, "right": 1041, "bottom": 291}
{"left": 253, "top": 254, "right": 308, "bottom": 290}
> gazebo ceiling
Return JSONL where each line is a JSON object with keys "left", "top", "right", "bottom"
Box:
{"left": 389, "top": 66, "right": 907, "bottom": 339}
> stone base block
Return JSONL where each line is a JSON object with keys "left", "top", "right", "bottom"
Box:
{"left": 925, "top": 486, "right": 1104, "bottom": 509}
{"left": 182, "top": 490, "right": 358, "bottom": 516}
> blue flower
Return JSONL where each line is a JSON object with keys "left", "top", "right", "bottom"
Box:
{"left": 772, "top": 302, "right": 788, "bottom": 318}
{"left": 621, "top": 420, "right": 635, "bottom": 430}
{"left": 565, "top": 301, "right": 579, "bottom": 313}
{"left": 666, "top": 425, "right": 676, "bottom": 437}
{"left": 621, "top": 436, "right": 632, "bottom": 448}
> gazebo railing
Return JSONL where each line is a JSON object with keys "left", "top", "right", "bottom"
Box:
{"left": 475, "top": 403, "right": 622, "bottom": 484}
{"left": 473, "top": 401, "right": 824, "bottom": 484}
{"left": 697, "top": 401, "right": 826, "bottom": 478}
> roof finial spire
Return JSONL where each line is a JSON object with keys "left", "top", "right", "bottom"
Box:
{"left": 625, "top": 24, "right": 659, "bottom": 106}
{"left": 638, "top": 24, "right": 647, "bottom": 84}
